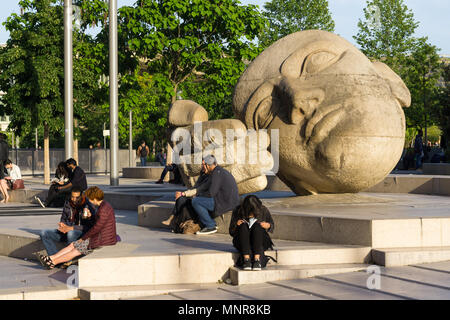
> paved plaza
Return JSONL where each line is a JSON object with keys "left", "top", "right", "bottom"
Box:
{"left": 0, "top": 173, "right": 449, "bottom": 300}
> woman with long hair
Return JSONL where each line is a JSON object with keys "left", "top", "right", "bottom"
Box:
{"left": 229, "top": 195, "right": 275, "bottom": 271}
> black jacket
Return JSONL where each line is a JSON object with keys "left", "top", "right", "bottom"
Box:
{"left": 208, "top": 166, "right": 240, "bottom": 217}
{"left": 0, "top": 140, "right": 8, "bottom": 162}
{"left": 60, "top": 197, "right": 96, "bottom": 234}
{"left": 229, "top": 204, "right": 275, "bottom": 237}
{"left": 193, "top": 171, "right": 211, "bottom": 197}
{"left": 69, "top": 166, "right": 87, "bottom": 191}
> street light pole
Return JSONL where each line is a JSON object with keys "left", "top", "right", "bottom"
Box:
{"left": 129, "top": 109, "right": 133, "bottom": 167}
{"left": 64, "top": 0, "right": 73, "bottom": 160}
{"left": 109, "top": 0, "right": 119, "bottom": 186}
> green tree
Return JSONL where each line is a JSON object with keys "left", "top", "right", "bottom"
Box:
{"left": 403, "top": 38, "right": 442, "bottom": 142}
{"left": 436, "top": 62, "right": 450, "bottom": 151}
{"left": 260, "top": 0, "right": 335, "bottom": 48}
{"left": 119, "top": 0, "right": 266, "bottom": 105}
{"left": 354, "top": 0, "right": 418, "bottom": 72}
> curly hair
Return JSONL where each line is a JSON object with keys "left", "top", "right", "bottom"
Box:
{"left": 85, "top": 186, "right": 104, "bottom": 201}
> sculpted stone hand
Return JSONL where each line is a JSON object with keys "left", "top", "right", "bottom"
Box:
{"left": 168, "top": 101, "right": 274, "bottom": 194}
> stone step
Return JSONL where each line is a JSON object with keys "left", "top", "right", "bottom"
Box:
{"left": 138, "top": 197, "right": 450, "bottom": 248}
{"left": 79, "top": 284, "right": 202, "bottom": 300}
{"left": 0, "top": 287, "right": 78, "bottom": 300}
{"left": 77, "top": 242, "right": 371, "bottom": 288}
{"left": 229, "top": 263, "right": 370, "bottom": 285}
{"left": 372, "top": 247, "right": 450, "bottom": 267}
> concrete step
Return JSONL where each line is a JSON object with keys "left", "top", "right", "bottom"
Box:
{"left": 372, "top": 247, "right": 450, "bottom": 267}
{"left": 79, "top": 284, "right": 204, "bottom": 300}
{"left": 138, "top": 196, "right": 450, "bottom": 248}
{"left": 229, "top": 264, "right": 370, "bottom": 285}
{"left": 77, "top": 242, "right": 371, "bottom": 288}
{"left": 0, "top": 287, "right": 78, "bottom": 300}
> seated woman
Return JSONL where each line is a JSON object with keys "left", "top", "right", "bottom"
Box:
{"left": 35, "top": 161, "right": 70, "bottom": 208}
{"left": 36, "top": 186, "right": 118, "bottom": 269}
{"left": 229, "top": 195, "right": 275, "bottom": 271}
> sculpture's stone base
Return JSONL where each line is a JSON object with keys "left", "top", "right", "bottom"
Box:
{"left": 138, "top": 192, "right": 450, "bottom": 249}
{"left": 423, "top": 163, "right": 450, "bottom": 175}
{"left": 122, "top": 166, "right": 172, "bottom": 181}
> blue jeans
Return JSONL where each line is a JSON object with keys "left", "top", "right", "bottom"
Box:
{"left": 191, "top": 197, "right": 216, "bottom": 229}
{"left": 39, "top": 229, "right": 83, "bottom": 256}
{"left": 415, "top": 153, "right": 422, "bottom": 169}
{"left": 140, "top": 157, "right": 147, "bottom": 166}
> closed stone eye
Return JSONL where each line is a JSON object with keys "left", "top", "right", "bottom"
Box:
{"left": 302, "top": 51, "right": 337, "bottom": 76}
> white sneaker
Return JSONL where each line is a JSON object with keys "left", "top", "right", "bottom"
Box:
{"left": 35, "top": 196, "right": 46, "bottom": 208}
{"left": 196, "top": 227, "right": 218, "bottom": 235}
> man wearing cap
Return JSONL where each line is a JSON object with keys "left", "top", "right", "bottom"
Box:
{"left": 182, "top": 155, "right": 240, "bottom": 235}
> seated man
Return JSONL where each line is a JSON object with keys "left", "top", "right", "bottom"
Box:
{"left": 36, "top": 158, "right": 87, "bottom": 208}
{"left": 39, "top": 186, "right": 96, "bottom": 258}
{"left": 184, "top": 155, "right": 240, "bottom": 235}
{"left": 37, "top": 186, "right": 118, "bottom": 269}
{"left": 162, "top": 159, "right": 211, "bottom": 232}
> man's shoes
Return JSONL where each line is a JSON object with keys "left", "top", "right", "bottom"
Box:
{"left": 252, "top": 260, "right": 262, "bottom": 271}
{"left": 195, "top": 227, "right": 217, "bottom": 235}
{"left": 242, "top": 258, "right": 252, "bottom": 271}
{"left": 35, "top": 196, "right": 46, "bottom": 208}
{"left": 155, "top": 180, "right": 164, "bottom": 184}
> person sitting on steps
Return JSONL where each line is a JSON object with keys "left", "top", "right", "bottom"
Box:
{"left": 189, "top": 154, "right": 240, "bottom": 235}
{"left": 162, "top": 159, "right": 212, "bottom": 233}
{"left": 36, "top": 158, "right": 87, "bottom": 208}
{"left": 38, "top": 186, "right": 96, "bottom": 267}
{"left": 37, "top": 186, "right": 118, "bottom": 269}
{"left": 229, "top": 195, "right": 274, "bottom": 271}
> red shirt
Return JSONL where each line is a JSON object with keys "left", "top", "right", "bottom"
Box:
{"left": 81, "top": 201, "right": 117, "bottom": 249}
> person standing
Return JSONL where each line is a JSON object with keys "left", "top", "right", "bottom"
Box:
{"left": 137, "top": 141, "right": 150, "bottom": 167}
{"left": 414, "top": 129, "right": 424, "bottom": 170}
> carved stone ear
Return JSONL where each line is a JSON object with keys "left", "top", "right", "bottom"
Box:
{"left": 372, "top": 61, "right": 411, "bottom": 108}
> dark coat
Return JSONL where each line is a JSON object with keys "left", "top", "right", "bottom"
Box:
{"left": 60, "top": 196, "right": 96, "bottom": 234}
{"left": 208, "top": 166, "right": 240, "bottom": 217}
{"left": 229, "top": 204, "right": 275, "bottom": 237}
{"left": 0, "top": 140, "right": 8, "bottom": 162}
{"left": 69, "top": 166, "right": 87, "bottom": 191}
{"left": 81, "top": 201, "right": 117, "bottom": 249}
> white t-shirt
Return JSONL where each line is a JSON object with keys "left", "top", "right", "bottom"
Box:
{"left": 7, "top": 164, "right": 22, "bottom": 181}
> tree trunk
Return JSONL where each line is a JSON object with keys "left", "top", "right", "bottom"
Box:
{"left": 43, "top": 123, "right": 50, "bottom": 185}
{"left": 74, "top": 118, "right": 79, "bottom": 164}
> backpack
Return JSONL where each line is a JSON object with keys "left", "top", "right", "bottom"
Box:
{"left": 140, "top": 145, "right": 149, "bottom": 157}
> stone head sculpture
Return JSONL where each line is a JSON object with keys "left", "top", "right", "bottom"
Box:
{"left": 232, "top": 30, "right": 411, "bottom": 195}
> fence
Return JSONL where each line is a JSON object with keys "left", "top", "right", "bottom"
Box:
{"left": 7, "top": 148, "right": 138, "bottom": 176}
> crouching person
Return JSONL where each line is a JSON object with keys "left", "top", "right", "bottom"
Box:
{"left": 37, "top": 186, "right": 117, "bottom": 269}
{"left": 229, "top": 195, "right": 275, "bottom": 271}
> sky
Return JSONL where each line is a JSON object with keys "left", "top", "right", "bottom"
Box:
{"left": 0, "top": 0, "right": 449, "bottom": 54}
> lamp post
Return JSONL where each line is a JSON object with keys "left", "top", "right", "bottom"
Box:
{"left": 109, "top": 0, "right": 119, "bottom": 186}
{"left": 64, "top": 0, "right": 73, "bottom": 160}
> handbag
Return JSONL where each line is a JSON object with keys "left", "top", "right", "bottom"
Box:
{"left": 180, "top": 219, "right": 201, "bottom": 234}
{"left": 12, "top": 179, "right": 25, "bottom": 190}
